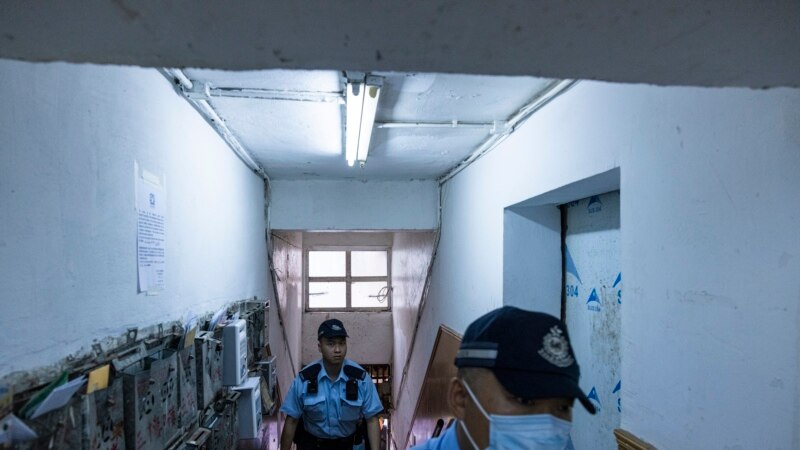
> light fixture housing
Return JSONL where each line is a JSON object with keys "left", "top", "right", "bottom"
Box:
{"left": 345, "top": 74, "right": 382, "bottom": 167}
{"left": 345, "top": 80, "right": 363, "bottom": 167}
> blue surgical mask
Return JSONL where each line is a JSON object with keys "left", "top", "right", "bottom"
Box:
{"left": 460, "top": 379, "right": 572, "bottom": 450}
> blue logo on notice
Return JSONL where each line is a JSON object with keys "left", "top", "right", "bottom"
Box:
{"left": 149, "top": 193, "right": 156, "bottom": 208}
{"left": 588, "top": 196, "right": 603, "bottom": 213}
{"left": 613, "top": 273, "right": 622, "bottom": 304}
{"left": 587, "top": 288, "right": 601, "bottom": 312}
{"left": 587, "top": 387, "right": 601, "bottom": 410}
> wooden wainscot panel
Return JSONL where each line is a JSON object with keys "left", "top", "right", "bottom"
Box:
{"left": 407, "top": 325, "right": 462, "bottom": 447}
{"left": 614, "top": 428, "right": 658, "bottom": 450}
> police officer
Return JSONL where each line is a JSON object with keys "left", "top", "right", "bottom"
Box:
{"left": 280, "top": 319, "right": 383, "bottom": 450}
{"left": 411, "top": 306, "right": 595, "bottom": 450}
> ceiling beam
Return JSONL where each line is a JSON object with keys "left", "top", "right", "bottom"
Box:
{"left": 1, "top": 1, "right": 798, "bottom": 88}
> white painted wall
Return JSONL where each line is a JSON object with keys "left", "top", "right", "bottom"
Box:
{"left": 394, "top": 81, "right": 800, "bottom": 449}
{"left": 269, "top": 180, "right": 438, "bottom": 230}
{"left": 301, "top": 312, "right": 393, "bottom": 366}
{"left": 502, "top": 206, "right": 562, "bottom": 317}
{"left": 621, "top": 88, "right": 800, "bottom": 449}
{"left": 391, "top": 231, "right": 436, "bottom": 402}
{"left": 0, "top": 59, "right": 268, "bottom": 377}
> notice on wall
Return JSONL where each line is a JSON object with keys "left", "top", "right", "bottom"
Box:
{"left": 136, "top": 162, "right": 166, "bottom": 294}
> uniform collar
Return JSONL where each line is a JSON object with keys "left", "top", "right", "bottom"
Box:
{"left": 317, "top": 359, "right": 347, "bottom": 382}
{"left": 436, "top": 423, "right": 461, "bottom": 450}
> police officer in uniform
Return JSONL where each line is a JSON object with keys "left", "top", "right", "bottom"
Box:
{"left": 411, "top": 306, "right": 595, "bottom": 450}
{"left": 280, "top": 319, "right": 383, "bottom": 450}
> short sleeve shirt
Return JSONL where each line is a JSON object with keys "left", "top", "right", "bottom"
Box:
{"left": 410, "top": 423, "right": 460, "bottom": 450}
{"left": 410, "top": 422, "right": 577, "bottom": 450}
{"left": 280, "top": 359, "right": 384, "bottom": 438}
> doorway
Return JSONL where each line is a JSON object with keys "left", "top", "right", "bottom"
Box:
{"left": 561, "top": 191, "right": 621, "bottom": 450}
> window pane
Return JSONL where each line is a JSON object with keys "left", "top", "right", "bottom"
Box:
{"left": 351, "top": 251, "right": 388, "bottom": 277}
{"left": 309, "top": 251, "right": 346, "bottom": 277}
{"left": 352, "top": 282, "right": 390, "bottom": 308}
{"left": 308, "top": 282, "right": 346, "bottom": 308}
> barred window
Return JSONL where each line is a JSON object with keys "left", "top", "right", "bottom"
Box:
{"left": 305, "top": 248, "right": 391, "bottom": 311}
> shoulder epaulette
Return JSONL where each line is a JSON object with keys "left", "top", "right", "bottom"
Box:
{"left": 300, "top": 363, "right": 322, "bottom": 395}
{"left": 299, "top": 363, "right": 322, "bottom": 381}
{"left": 343, "top": 365, "right": 366, "bottom": 380}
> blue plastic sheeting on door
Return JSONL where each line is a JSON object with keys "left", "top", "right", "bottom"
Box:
{"left": 563, "top": 190, "right": 620, "bottom": 450}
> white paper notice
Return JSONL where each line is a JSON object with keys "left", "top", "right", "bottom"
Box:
{"left": 136, "top": 170, "right": 166, "bottom": 294}
{"left": 0, "top": 413, "right": 38, "bottom": 444}
{"left": 30, "top": 376, "right": 86, "bottom": 419}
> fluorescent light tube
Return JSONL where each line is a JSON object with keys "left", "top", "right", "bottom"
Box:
{"left": 357, "top": 82, "right": 381, "bottom": 163}
{"left": 345, "top": 81, "right": 364, "bottom": 167}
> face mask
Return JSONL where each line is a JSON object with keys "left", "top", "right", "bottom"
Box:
{"left": 460, "top": 379, "right": 572, "bottom": 450}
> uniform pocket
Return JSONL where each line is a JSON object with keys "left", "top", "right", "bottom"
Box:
{"left": 303, "top": 395, "right": 326, "bottom": 422}
{"left": 340, "top": 396, "right": 363, "bottom": 421}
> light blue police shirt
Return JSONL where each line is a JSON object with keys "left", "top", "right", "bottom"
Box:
{"left": 409, "top": 423, "right": 460, "bottom": 450}
{"left": 280, "top": 359, "right": 384, "bottom": 438}
{"left": 409, "top": 421, "right": 577, "bottom": 450}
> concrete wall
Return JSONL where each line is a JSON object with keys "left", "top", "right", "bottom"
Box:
{"left": 3, "top": 3, "right": 799, "bottom": 89}
{"left": 269, "top": 179, "right": 438, "bottom": 230}
{"left": 394, "top": 81, "right": 800, "bottom": 449}
{"left": 301, "top": 312, "right": 393, "bottom": 366}
{"left": 0, "top": 59, "right": 268, "bottom": 377}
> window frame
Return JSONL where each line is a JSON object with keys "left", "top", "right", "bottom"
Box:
{"left": 304, "top": 245, "right": 392, "bottom": 312}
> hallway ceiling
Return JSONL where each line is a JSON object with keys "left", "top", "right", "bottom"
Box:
{"left": 3, "top": 1, "right": 797, "bottom": 180}
{"left": 177, "top": 68, "right": 560, "bottom": 179}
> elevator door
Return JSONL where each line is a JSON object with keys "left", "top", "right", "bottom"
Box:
{"left": 562, "top": 190, "right": 621, "bottom": 450}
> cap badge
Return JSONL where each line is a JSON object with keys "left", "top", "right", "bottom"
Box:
{"left": 331, "top": 324, "right": 342, "bottom": 331}
{"left": 538, "top": 326, "right": 574, "bottom": 368}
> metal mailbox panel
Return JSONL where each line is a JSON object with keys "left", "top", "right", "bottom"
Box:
{"left": 123, "top": 350, "right": 180, "bottom": 450}
{"left": 177, "top": 345, "right": 199, "bottom": 430}
{"left": 194, "top": 333, "right": 223, "bottom": 409}
{"left": 83, "top": 377, "right": 126, "bottom": 450}
{"left": 17, "top": 395, "right": 84, "bottom": 450}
